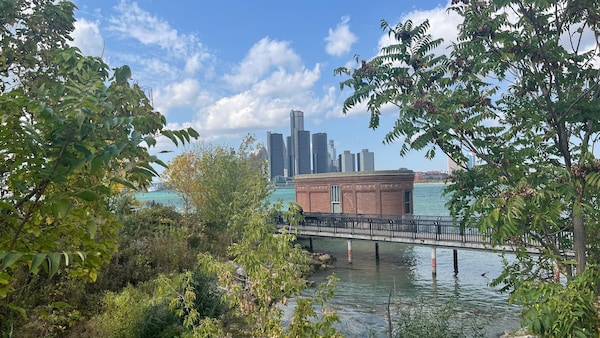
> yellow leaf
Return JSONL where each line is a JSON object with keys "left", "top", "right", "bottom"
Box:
{"left": 89, "top": 269, "right": 97, "bottom": 282}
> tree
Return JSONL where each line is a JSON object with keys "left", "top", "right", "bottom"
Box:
{"left": 164, "top": 137, "right": 341, "bottom": 337}
{"left": 198, "top": 209, "right": 341, "bottom": 337}
{"left": 0, "top": 0, "right": 196, "bottom": 309}
{"left": 162, "top": 135, "right": 271, "bottom": 253}
{"left": 160, "top": 151, "right": 200, "bottom": 216}
{"left": 335, "top": 1, "right": 600, "bottom": 335}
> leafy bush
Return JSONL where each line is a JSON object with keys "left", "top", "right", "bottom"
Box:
{"left": 393, "top": 299, "right": 488, "bottom": 338}
{"left": 92, "top": 204, "right": 197, "bottom": 292}
{"left": 1, "top": 269, "right": 100, "bottom": 338}
{"left": 84, "top": 284, "right": 154, "bottom": 337}
{"left": 512, "top": 267, "right": 600, "bottom": 338}
{"left": 83, "top": 268, "right": 226, "bottom": 338}
{"left": 135, "top": 303, "right": 183, "bottom": 338}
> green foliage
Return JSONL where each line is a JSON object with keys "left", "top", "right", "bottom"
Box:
{"left": 198, "top": 207, "right": 341, "bottom": 337}
{"left": 393, "top": 299, "right": 488, "bottom": 338}
{"left": 165, "top": 270, "right": 227, "bottom": 337}
{"left": 85, "top": 283, "right": 154, "bottom": 337}
{"left": 162, "top": 135, "right": 271, "bottom": 255}
{"left": 0, "top": 0, "right": 196, "bottom": 315}
{"left": 506, "top": 267, "right": 600, "bottom": 337}
{"left": 135, "top": 303, "right": 182, "bottom": 338}
{"left": 0, "top": 268, "right": 104, "bottom": 337}
{"left": 93, "top": 204, "right": 196, "bottom": 291}
{"left": 84, "top": 269, "right": 225, "bottom": 338}
{"left": 287, "top": 274, "right": 342, "bottom": 338}
{"left": 337, "top": 0, "right": 600, "bottom": 334}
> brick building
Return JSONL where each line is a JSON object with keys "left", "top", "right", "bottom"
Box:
{"left": 294, "top": 170, "right": 415, "bottom": 216}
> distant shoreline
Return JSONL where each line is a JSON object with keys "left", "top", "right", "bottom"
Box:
{"left": 414, "top": 181, "right": 448, "bottom": 185}
{"left": 272, "top": 181, "right": 449, "bottom": 189}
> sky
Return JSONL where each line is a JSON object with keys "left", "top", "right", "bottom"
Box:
{"left": 70, "top": 0, "right": 464, "bottom": 173}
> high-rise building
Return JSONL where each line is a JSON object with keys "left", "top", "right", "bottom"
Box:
{"left": 468, "top": 152, "right": 477, "bottom": 169}
{"left": 447, "top": 155, "right": 460, "bottom": 175}
{"left": 357, "top": 148, "right": 375, "bottom": 171}
{"left": 312, "top": 133, "right": 328, "bottom": 173}
{"left": 266, "top": 132, "right": 285, "bottom": 179}
{"left": 340, "top": 150, "right": 355, "bottom": 172}
{"left": 328, "top": 139, "right": 337, "bottom": 172}
{"left": 288, "top": 110, "right": 312, "bottom": 176}
{"left": 289, "top": 110, "right": 304, "bottom": 176}
{"left": 296, "top": 130, "right": 311, "bottom": 175}
{"left": 286, "top": 135, "right": 293, "bottom": 177}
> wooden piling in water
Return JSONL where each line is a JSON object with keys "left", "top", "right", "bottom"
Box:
{"left": 453, "top": 249, "right": 458, "bottom": 275}
{"left": 347, "top": 240, "right": 353, "bottom": 264}
{"left": 431, "top": 247, "right": 437, "bottom": 276}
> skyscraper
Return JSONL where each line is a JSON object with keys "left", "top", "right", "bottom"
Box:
{"left": 447, "top": 155, "right": 460, "bottom": 175}
{"left": 340, "top": 150, "right": 356, "bottom": 172}
{"left": 289, "top": 110, "right": 311, "bottom": 176}
{"left": 312, "top": 133, "right": 328, "bottom": 173}
{"left": 328, "top": 139, "right": 337, "bottom": 172}
{"left": 266, "top": 132, "right": 285, "bottom": 179}
{"left": 286, "top": 135, "right": 293, "bottom": 177}
{"left": 357, "top": 148, "right": 375, "bottom": 171}
{"left": 296, "top": 130, "right": 311, "bottom": 175}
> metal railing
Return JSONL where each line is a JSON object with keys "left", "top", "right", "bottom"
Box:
{"left": 273, "top": 212, "right": 574, "bottom": 254}
{"left": 277, "top": 212, "right": 489, "bottom": 244}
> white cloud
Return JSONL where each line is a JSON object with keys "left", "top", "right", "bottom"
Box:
{"left": 153, "top": 78, "right": 203, "bottom": 114}
{"left": 184, "top": 53, "right": 203, "bottom": 74}
{"left": 203, "top": 92, "right": 262, "bottom": 131}
{"left": 107, "top": 0, "right": 213, "bottom": 68}
{"left": 379, "top": 1, "right": 461, "bottom": 55}
{"left": 72, "top": 18, "right": 104, "bottom": 57}
{"left": 109, "top": 0, "right": 187, "bottom": 55}
{"left": 223, "top": 38, "right": 303, "bottom": 88}
{"left": 199, "top": 91, "right": 296, "bottom": 133}
{"left": 197, "top": 75, "right": 334, "bottom": 135}
{"left": 252, "top": 65, "right": 321, "bottom": 96}
{"left": 204, "top": 36, "right": 332, "bottom": 135}
{"left": 325, "top": 16, "right": 358, "bottom": 57}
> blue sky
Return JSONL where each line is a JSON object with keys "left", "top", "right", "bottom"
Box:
{"left": 71, "top": 0, "right": 463, "bottom": 172}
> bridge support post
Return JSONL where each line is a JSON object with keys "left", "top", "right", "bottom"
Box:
{"left": 347, "top": 240, "right": 353, "bottom": 264}
{"left": 431, "top": 247, "right": 437, "bottom": 276}
{"left": 453, "top": 249, "right": 458, "bottom": 275}
{"left": 375, "top": 242, "right": 379, "bottom": 262}
{"left": 309, "top": 238, "right": 313, "bottom": 251}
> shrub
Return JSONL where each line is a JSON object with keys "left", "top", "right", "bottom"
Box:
{"left": 393, "top": 299, "right": 488, "bottom": 338}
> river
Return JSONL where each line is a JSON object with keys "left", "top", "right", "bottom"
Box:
{"left": 137, "top": 184, "right": 521, "bottom": 337}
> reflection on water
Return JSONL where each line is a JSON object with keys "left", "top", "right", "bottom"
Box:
{"left": 300, "top": 238, "right": 520, "bottom": 337}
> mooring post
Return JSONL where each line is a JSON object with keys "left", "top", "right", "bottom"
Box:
{"left": 431, "top": 247, "right": 437, "bottom": 277}
{"left": 347, "top": 240, "right": 353, "bottom": 264}
{"left": 453, "top": 249, "right": 458, "bottom": 275}
{"left": 375, "top": 242, "right": 380, "bottom": 262}
{"left": 309, "top": 237, "right": 313, "bottom": 251}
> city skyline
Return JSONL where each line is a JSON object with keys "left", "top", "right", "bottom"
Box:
{"left": 70, "top": 0, "right": 456, "bottom": 173}
{"left": 268, "top": 110, "right": 381, "bottom": 178}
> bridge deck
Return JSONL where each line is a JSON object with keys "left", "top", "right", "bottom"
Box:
{"left": 275, "top": 212, "right": 562, "bottom": 255}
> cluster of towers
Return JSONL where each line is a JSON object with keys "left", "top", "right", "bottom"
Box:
{"left": 266, "top": 110, "right": 375, "bottom": 180}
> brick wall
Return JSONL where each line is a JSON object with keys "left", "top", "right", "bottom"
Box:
{"left": 294, "top": 170, "right": 414, "bottom": 216}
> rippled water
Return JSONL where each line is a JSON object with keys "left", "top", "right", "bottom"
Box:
{"left": 301, "top": 238, "right": 519, "bottom": 337}
{"left": 137, "top": 184, "right": 521, "bottom": 337}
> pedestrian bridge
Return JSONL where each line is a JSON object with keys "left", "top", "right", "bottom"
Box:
{"left": 274, "top": 212, "right": 574, "bottom": 275}
{"left": 275, "top": 212, "right": 573, "bottom": 255}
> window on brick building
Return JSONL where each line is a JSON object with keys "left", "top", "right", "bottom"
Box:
{"left": 331, "top": 185, "right": 340, "bottom": 213}
{"left": 404, "top": 191, "right": 411, "bottom": 214}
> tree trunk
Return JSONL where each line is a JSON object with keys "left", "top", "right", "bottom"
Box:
{"left": 573, "top": 210, "right": 586, "bottom": 274}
